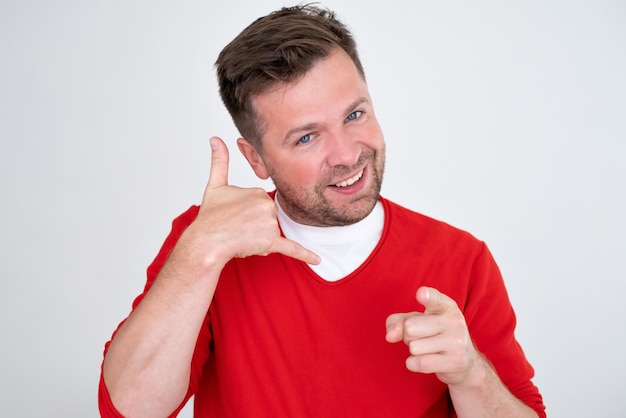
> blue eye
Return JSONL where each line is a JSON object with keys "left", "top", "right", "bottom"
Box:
{"left": 298, "top": 134, "right": 312, "bottom": 145}
{"left": 346, "top": 111, "right": 362, "bottom": 121}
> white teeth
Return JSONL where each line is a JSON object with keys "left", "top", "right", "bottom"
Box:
{"left": 334, "top": 170, "right": 364, "bottom": 187}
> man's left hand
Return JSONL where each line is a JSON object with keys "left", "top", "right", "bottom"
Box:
{"left": 385, "top": 286, "right": 482, "bottom": 386}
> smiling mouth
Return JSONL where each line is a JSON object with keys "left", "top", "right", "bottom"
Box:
{"left": 333, "top": 169, "right": 364, "bottom": 188}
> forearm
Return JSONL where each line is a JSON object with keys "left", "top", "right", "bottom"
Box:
{"left": 102, "top": 238, "right": 224, "bottom": 418}
{"left": 448, "top": 356, "right": 538, "bottom": 418}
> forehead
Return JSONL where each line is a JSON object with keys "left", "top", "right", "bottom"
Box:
{"left": 251, "top": 49, "right": 370, "bottom": 142}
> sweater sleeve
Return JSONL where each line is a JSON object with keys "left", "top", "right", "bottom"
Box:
{"left": 98, "top": 206, "right": 211, "bottom": 417}
{"left": 464, "top": 243, "right": 546, "bottom": 418}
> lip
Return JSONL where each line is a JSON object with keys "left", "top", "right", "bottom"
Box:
{"left": 333, "top": 168, "right": 364, "bottom": 187}
{"left": 328, "top": 166, "right": 368, "bottom": 194}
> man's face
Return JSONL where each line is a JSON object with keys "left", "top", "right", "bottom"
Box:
{"left": 242, "top": 48, "right": 385, "bottom": 227}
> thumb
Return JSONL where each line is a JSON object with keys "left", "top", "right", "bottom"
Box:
{"left": 208, "top": 136, "right": 229, "bottom": 188}
{"left": 416, "top": 286, "right": 453, "bottom": 315}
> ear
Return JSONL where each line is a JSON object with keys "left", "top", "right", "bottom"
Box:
{"left": 237, "top": 138, "right": 270, "bottom": 180}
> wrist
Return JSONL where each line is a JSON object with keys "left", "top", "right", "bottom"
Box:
{"left": 166, "top": 226, "right": 230, "bottom": 283}
{"left": 186, "top": 238, "right": 229, "bottom": 273}
{"left": 448, "top": 353, "right": 492, "bottom": 394}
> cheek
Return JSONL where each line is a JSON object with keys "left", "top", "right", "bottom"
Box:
{"left": 367, "top": 122, "right": 385, "bottom": 147}
{"left": 354, "top": 118, "right": 384, "bottom": 149}
{"left": 274, "top": 158, "right": 323, "bottom": 187}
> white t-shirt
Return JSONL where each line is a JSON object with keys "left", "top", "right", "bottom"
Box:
{"left": 276, "top": 196, "right": 385, "bottom": 282}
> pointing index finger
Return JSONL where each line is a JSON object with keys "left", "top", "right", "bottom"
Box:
{"left": 385, "top": 313, "right": 412, "bottom": 343}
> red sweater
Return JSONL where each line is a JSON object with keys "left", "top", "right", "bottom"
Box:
{"left": 99, "top": 197, "right": 545, "bottom": 417}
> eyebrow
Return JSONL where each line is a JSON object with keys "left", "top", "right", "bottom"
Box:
{"left": 281, "top": 96, "right": 370, "bottom": 144}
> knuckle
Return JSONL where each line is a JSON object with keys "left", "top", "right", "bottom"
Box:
{"left": 251, "top": 187, "right": 271, "bottom": 200}
{"left": 403, "top": 316, "right": 420, "bottom": 337}
{"left": 406, "top": 356, "right": 418, "bottom": 372}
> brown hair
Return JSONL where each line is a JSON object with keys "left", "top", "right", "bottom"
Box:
{"left": 215, "top": 4, "right": 365, "bottom": 149}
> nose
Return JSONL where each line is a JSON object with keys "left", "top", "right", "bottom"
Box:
{"left": 325, "top": 129, "right": 361, "bottom": 168}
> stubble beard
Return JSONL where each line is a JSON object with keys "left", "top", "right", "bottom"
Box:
{"left": 270, "top": 147, "right": 386, "bottom": 227}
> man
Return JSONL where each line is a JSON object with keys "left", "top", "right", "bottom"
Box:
{"left": 99, "top": 5, "right": 545, "bottom": 417}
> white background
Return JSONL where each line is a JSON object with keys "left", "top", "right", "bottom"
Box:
{"left": 1, "top": 1, "right": 624, "bottom": 417}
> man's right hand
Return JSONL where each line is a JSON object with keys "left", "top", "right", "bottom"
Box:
{"left": 181, "top": 136, "right": 320, "bottom": 268}
{"left": 102, "top": 136, "right": 319, "bottom": 418}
